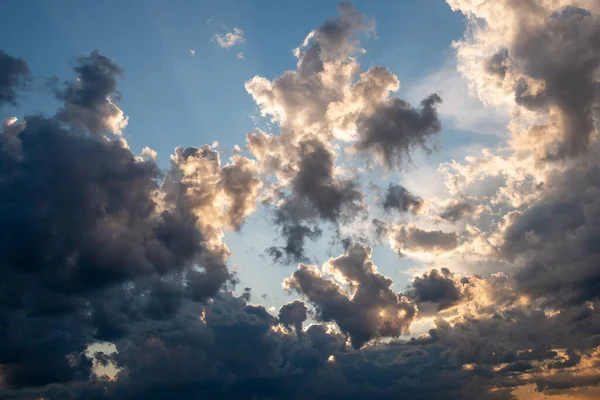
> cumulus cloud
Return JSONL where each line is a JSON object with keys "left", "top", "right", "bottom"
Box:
{"left": 278, "top": 299, "right": 308, "bottom": 332}
{"left": 212, "top": 27, "right": 246, "bottom": 48}
{"left": 284, "top": 244, "right": 416, "bottom": 348}
{"left": 354, "top": 93, "right": 443, "bottom": 169}
{"left": 0, "top": 51, "right": 238, "bottom": 391}
{"left": 405, "top": 268, "right": 465, "bottom": 313}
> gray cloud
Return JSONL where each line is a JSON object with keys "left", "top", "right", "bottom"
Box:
{"left": 440, "top": 199, "right": 480, "bottom": 222}
{"left": 406, "top": 268, "right": 465, "bottom": 312}
{"left": 0, "top": 52, "right": 227, "bottom": 389}
{"left": 278, "top": 300, "right": 308, "bottom": 332}
{"left": 56, "top": 50, "right": 127, "bottom": 136}
{"left": 297, "top": 2, "right": 374, "bottom": 77}
{"left": 284, "top": 244, "right": 416, "bottom": 349}
{"left": 0, "top": 50, "right": 30, "bottom": 107}
{"left": 355, "top": 93, "right": 442, "bottom": 169}
{"left": 268, "top": 139, "right": 363, "bottom": 264}
{"left": 382, "top": 183, "right": 423, "bottom": 214}
{"left": 392, "top": 225, "right": 459, "bottom": 255}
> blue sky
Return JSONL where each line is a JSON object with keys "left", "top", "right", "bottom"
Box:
{"left": 0, "top": 0, "right": 504, "bottom": 310}
{"left": 1, "top": 0, "right": 465, "bottom": 166}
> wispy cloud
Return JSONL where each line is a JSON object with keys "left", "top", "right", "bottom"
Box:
{"left": 189, "top": 49, "right": 195, "bottom": 56}
{"left": 237, "top": 52, "right": 244, "bottom": 59}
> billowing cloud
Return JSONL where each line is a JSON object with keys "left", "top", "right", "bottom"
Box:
{"left": 0, "top": 50, "right": 30, "bottom": 107}
{"left": 406, "top": 268, "right": 465, "bottom": 312}
{"left": 278, "top": 299, "right": 308, "bottom": 332}
{"left": 284, "top": 244, "right": 416, "bottom": 348}
{"left": 0, "top": 51, "right": 234, "bottom": 390}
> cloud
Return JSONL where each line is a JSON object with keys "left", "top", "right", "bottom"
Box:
{"left": 0, "top": 50, "right": 30, "bottom": 107}
{"left": 278, "top": 300, "right": 308, "bottom": 332}
{"left": 212, "top": 27, "right": 246, "bottom": 49}
{"left": 236, "top": 52, "right": 244, "bottom": 59}
{"left": 382, "top": 183, "right": 423, "bottom": 214}
{"left": 189, "top": 49, "right": 195, "bottom": 55}
{"left": 0, "top": 51, "right": 235, "bottom": 390}
{"left": 439, "top": 198, "right": 485, "bottom": 222}
{"left": 405, "top": 268, "right": 465, "bottom": 313}
{"left": 391, "top": 225, "right": 459, "bottom": 255}
{"left": 353, "top": 93, "right": 442, "bottom": 170}
{"left": 450, "top": 0, "right": 600, "bottom": 160}
{"left": 6, "top": 2, "right": 600, "bottom": 399}
{"left": 55, "top": 50, "right": 128, "bottom": 136}
{"left": 266, "top": 139, "right": 364, "bottom": 264}
{"left": 284, "top": 243, "right": 416, "bottom": 349}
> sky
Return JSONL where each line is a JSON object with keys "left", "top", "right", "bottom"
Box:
{"left": 1, "top": 0, "right": 600, "bottom": 399}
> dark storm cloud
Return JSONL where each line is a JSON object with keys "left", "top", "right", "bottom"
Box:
{"left": 406, "top": 268, "right": 464, "bottom": 312}
{"left": 355, "top": 93, "right": 442, "bottom": 169}
{"left": 268, "top": 139, "right": 363, "bottom": 264}
{"left": 284, "top": 244, "right": 416, "bottom": 349}
{"left": 382, "top": 183, "right": 423, "bottom": 214}
{"left": 0, "top": 50, "right": 30, "bottom": 107}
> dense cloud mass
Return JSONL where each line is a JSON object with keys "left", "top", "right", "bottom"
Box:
{"left": 2, "top": 0, "right": 600, "bottom": 398}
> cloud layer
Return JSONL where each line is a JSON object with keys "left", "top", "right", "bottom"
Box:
{"left": 2, "top": 1, "right": 600, "bottom": 399}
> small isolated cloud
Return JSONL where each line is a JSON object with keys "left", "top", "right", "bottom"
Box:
{"left": 206, "top": 18, "right": 214, "bottom": 24}
{"left": 212, "top": 27, "right": 246, "bottom": 48}
{"left": 237, "top": 52, "right": 244, "bottom": 59}
{"left": 189, "top": 49, "right": 195, "bottom": 56}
